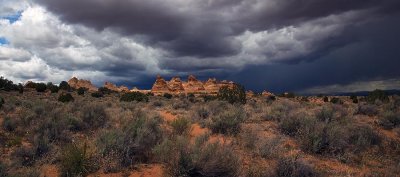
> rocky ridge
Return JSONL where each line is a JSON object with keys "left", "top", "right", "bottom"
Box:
{"left": 68, "top": 77, "right": 98, "bottom": 91}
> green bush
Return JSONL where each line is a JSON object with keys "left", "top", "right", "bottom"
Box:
{"left": 35, "top": 83, "right": 47, "bottom": 92}
{"left": 0, "top": 97, "right": 4, "bottom": 109}
{"left": 58, "top": 93, "right": 74, "bottom": 103}
{"left": 279, "top": 113, "right": 304, "bottom": 136}
{"left": 98, "top": 87, "right": 113, "bottom": 95}
{"left": 81, "top": 103, "right": 108, "bottom": 129}
{"left": 350, "top": 95, "right": 358, "bottom": 103}
{"left": 316, "top": 106, "right": 334, "bottom": 123}
{"left": 163, "top": 93, "right": 173, "bottom": 99}
{"left": 367, "top": 89, "right": 389, "bottom": 103}
{"left": 208, "top": 106, "right": 246, "bottom": 135}
{"left": 47, "top": 82, "right": 59, "bottom": 93}
{"left": 356, "top": 104, "right": 378, "bottom": 116}
{"left": 0, "top": 162, "right": 7, "bottom": 177}
{"left": 59, "top": 81, "right": 70, "bottom": 91}
{"left": 60, "top": 143, "right": 97, "bottom": 177}
{"left": 217, "top": 84, "right": 246, "bottom": 104}
{"left": 3, "top": 117, "right": 16, "bottom": 132}
{"left": 96, "top": 115, "right": 163, "bottom": 167}
{"left": 13, "top": 147, "right": 36, "bottom": 166}
{"left": 154, "top": 135, "right": 240, "bottom": 177}
{"left": 258, "top": 136, "right": 283, "bottom": 159}
{"left": 330, "top": 97, "right": 342, "bottom": 104}
{"left": 120, "top": 92, "right": 149, "bottom": 102}
{"left": 0, "top": 76, "right": 19, "bottom": 91}
{"left": 77, "top": 87, "right": 86, "bottom": 95}
{"left": 91, "top": 92, "right": 103, "bottom": 98}
{"left": 379, "top": 111, "right": 400, "bottom": 129}
{"left": 170, "top": 117, "right": 191, "bottom": 135}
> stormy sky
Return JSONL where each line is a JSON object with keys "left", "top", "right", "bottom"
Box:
{"left": 1, "top": 0, "right": 400, "bottom": 93}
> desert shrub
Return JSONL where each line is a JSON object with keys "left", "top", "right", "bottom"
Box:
{"left": 195, "top": 106, "right": 210, "bottom": 120}
{"left": 0, "top": 76, "right": 19, "bottom": 91}
{"left": 154, "top": 135, "right": 240, "bottom": 177}
{"left": 0, "top": 162, "right": 7, "bottom": 177}
{"left": 356, "top": 104, "right": 378, "bottom": 116}
{"left": 266, "top": 95, "right": 277, "bottom": 103}
{"left": 91, "top": 92, "right": 103, "bottom": 98}
{"left": 35, "top": 83, "right": 47, "bottom": 92}
{"left": 13, "top": 147, "right": 36, "bottom": 166}
{"left": 301, "top": 97, "right": 309, "bottom": 102}
{"left": 60, "top": 143, "right": 97, "bottom": 177}
{"left": 152, "top": 100, "right": 163, "bottom": 107}
{"left": 59, "top": 81, "right": 70, "bottom": 91}
{"left": 3, "top": 117, "right": 16, "bottom": 132}
{"left": 170, "top": 117, "right": 191, "bottom": 135}
{"left": 120, "top": 92, "right": 149, "bottom": 102}
{"left": 172, "top": 99, "right": 190, "bottom": 110}
{"left": 323, "top": 96, "right": 329, "bottom": 102}
{"left": 259, "top": 136, "right": 283, "bottom": 159}
{"left": 276, "top": 156, "right": 317, "bottom": 177}
{"left": 330, "top": 97, "right": 342, "bottom": 104}
{"left": 77, "top": 87, "right": 86, "bottom": 95}
{"left": 18, "top": 83, "right": 24, "bottom": 93}
{"left": 316, "top": 106, "right": 334, "bottom": 123}
{"left": 279, "top": 112, "right": 304, "bottom": 136}
{"left": 267, "top": 100, "right": 300, "bottom": 121}
{"left": 0, "top": 97, "right": 4, "bottom": 109}
{"left": 349, "top": 125, "right": 381, "bottom": 152}
{"left": 7, "top": 167, "right": 40, "bottom": 177}
{"left": 379, "top": 110, "right": 400, "bottom": 129}
{"left": 217, "top": 84, "right": 246, "bottom": 104}
{"left": 208, "top": 106, "right": 246, "bottom": 135}
{"left": 81, "top": 103, "right": 108, "bottom": 129}
{"left": 298, "top": 119, "right": 328, "bottom": 154}
{"left": 350, "top": 95, "right": 358, "bottom": 103}
{"left": 98, "top": 87, "right": 113, "bottom": 95}
{"left": 240, "top": 128, "right": 259, "bottom": 150}
{"left": 163, "top": 93, "right": 173, "bottom": 99}
{"left": 47, "top": 82, "right": 59, "bottom": 93}
{"left": 96, "top": 115, "right": 163, "bottom": 167}
{"left": 33, "top": 133, "right": 50, "bottom": 157}
{"left": 58, "top": 93, "right": 74, "bottom": 103}
{"left": 367, "top": 89, "right": 389, "bottom": 103}
{"left": 202, "top": 95, "right": 217, "bottom": 102}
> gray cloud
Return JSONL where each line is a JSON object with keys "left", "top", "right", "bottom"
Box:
{"left": 0, "top": 0, "right": 399, "bottom": 93}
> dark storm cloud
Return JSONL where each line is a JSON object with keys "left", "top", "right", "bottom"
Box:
{"left": 230, "top": 13, "right": 400, "bottom": 93}
{"left": 34, "top": 0, "right": 400, "bottom": 58}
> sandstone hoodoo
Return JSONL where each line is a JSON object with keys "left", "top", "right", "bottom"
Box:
{"left": 182, "top": 75, "right": 205, "bottom": 93}
{"left": 167, "top": 77, "right": 185, "bottom": 93}
{"left": 150, "top": 75, "right": 236, "bottom": 95}
{"left": 104, "top": 82, "right": 129, "bottom": 92}
{"left": 151, "top": 75, "right": 171, "bottom": 94}
{"left": 68, "top": 77, "right": 98, "bottom": 91}
{"left": 204, "top": 78, "right": 220, "bottom": 93}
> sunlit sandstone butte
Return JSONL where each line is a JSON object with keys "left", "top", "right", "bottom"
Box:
{"left": 67, "top": 75, "right": 236, "bottom": 95}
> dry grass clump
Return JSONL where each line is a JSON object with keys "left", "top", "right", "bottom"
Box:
{"left": 96, "top": 113, "right": 163, "bottom": 168}
{"left": 153, "top": 134, "right": 241, "bottom": 177}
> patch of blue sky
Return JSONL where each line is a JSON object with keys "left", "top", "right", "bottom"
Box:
{"left": 0, "top": 37, "right": 9, "bottom": 45}
{"left": 2, "top": 11, "right": 22, "bottom": 24}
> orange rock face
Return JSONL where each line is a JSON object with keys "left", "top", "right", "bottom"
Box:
{"left": 68, "top": 77, "right": 98, "bottom": 91}
{"left": 167, "top": 77, "right": 185, "bottom": 93}
{"left": 151, "top": 75, "right": 171, "bottom": 94}
{"left": 182, "top": 75, "right": 205, "bottom": 93}
{"left": 151, "top": 75, "right": 235, "bottom": 95}
{"left": 103, "top": 82, "right": 129, "bottom": 92}
{"left": 204, "top": 78, "right": 220, "bottom": 93}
